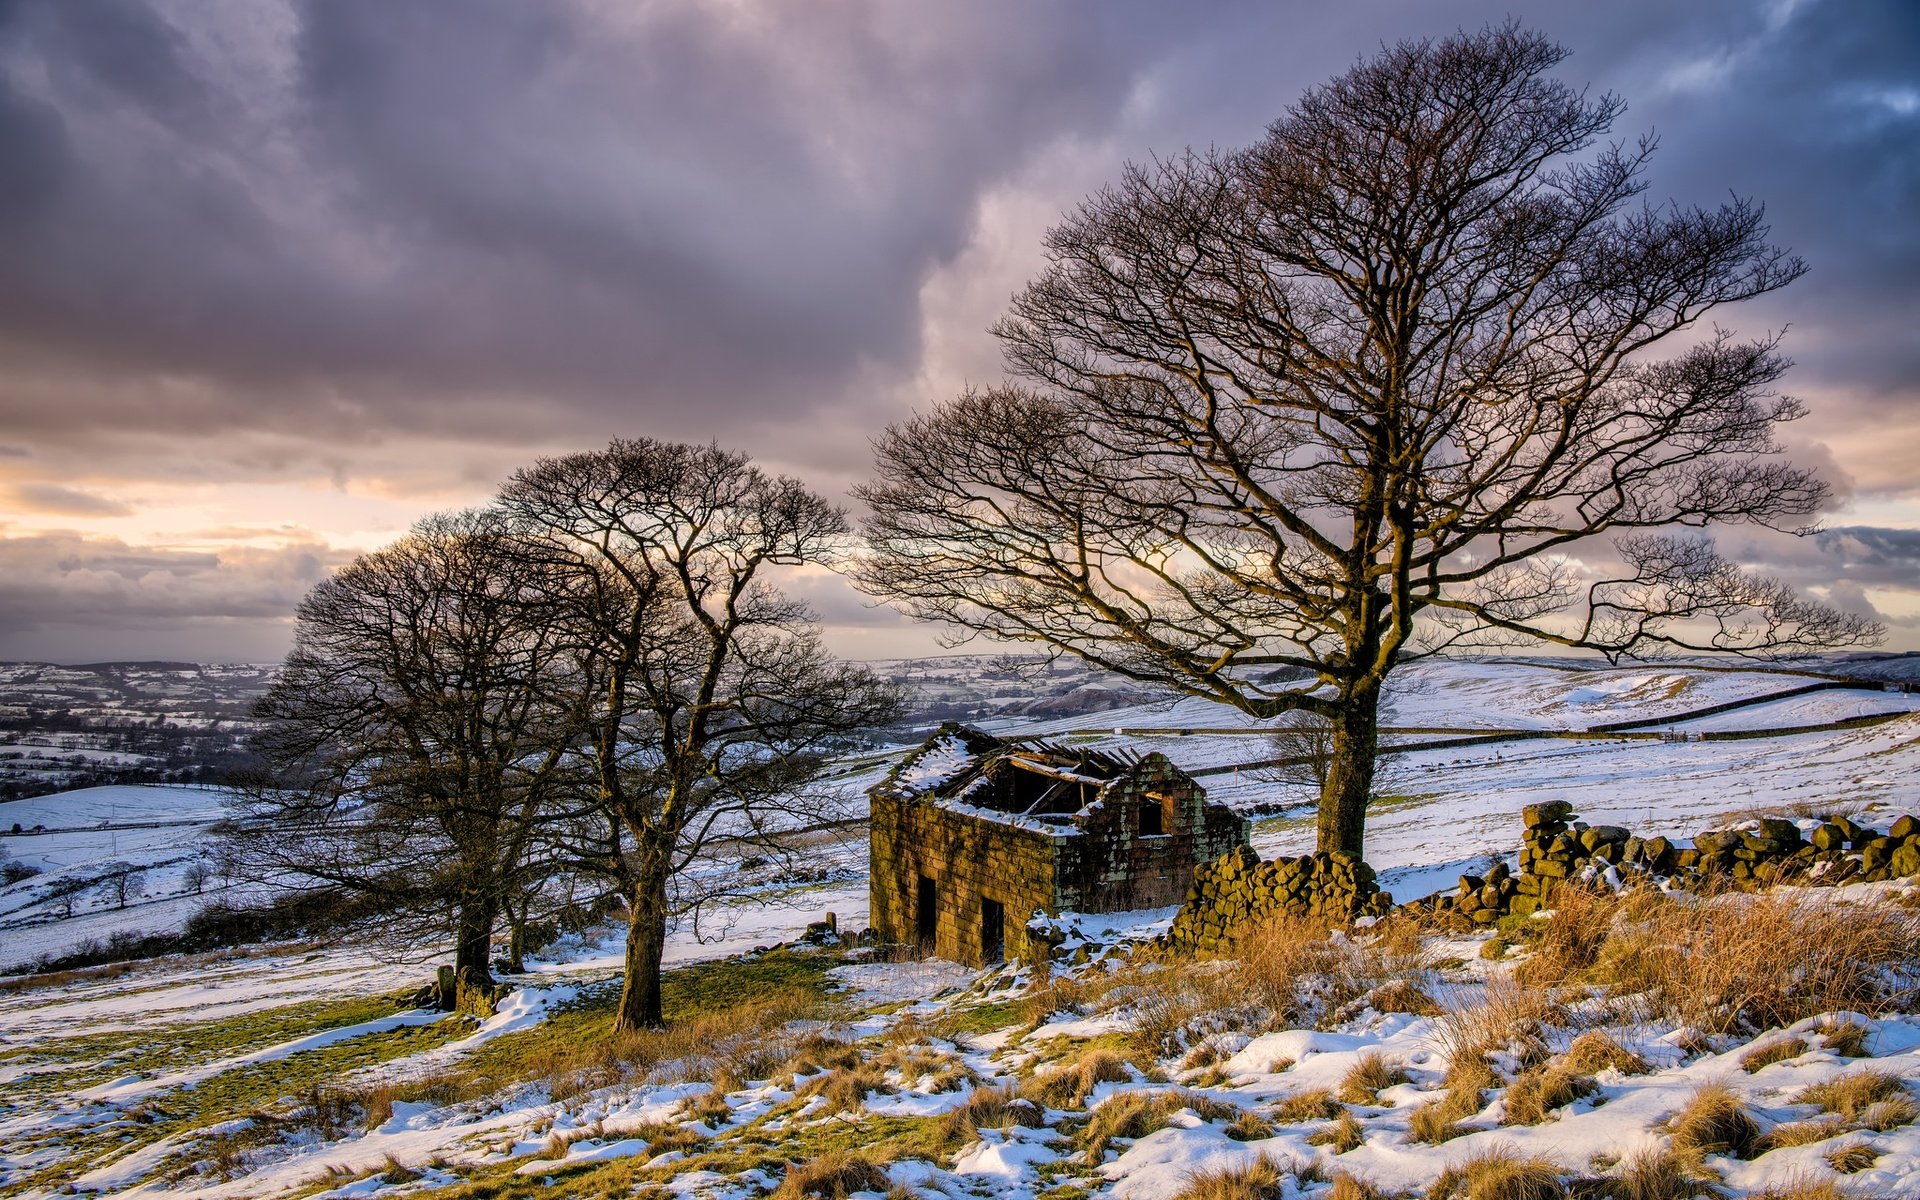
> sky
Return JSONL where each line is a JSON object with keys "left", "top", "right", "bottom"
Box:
{"left": 0, "top": 0, "right": 1915, "bottom": 664}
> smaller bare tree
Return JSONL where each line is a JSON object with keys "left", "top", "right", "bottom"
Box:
{"left": 500, "top": 439, "right": 901, "bottom": 1032}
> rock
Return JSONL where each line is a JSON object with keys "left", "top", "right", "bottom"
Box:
{"left": 1754, "top": 818, "right": 1803, "bottom": 844}
{"left": 1523, "top": 801, "right": 1576, "bottom": 827}
{"left": 1892, "top": 842, "right": 1920, "bottom": 878}
{"left": 1812, "top": 823, "right": 1847, "bottom": 852}
{"left": 1694, "top": 830, "right": 1742, "bottom": 856}
{"left": 1892, "top": 815, "right": 1919, "bottom": 841}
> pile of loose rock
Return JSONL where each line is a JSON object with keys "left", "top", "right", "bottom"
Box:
{"left": 1161, "top": 844, "right": 1393, "bottom": 954}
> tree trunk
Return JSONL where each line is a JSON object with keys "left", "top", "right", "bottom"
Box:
{"left": 452, "top": 897, "right": 497, "bottom": 990}
{"left": 1317, "top": 686, "right": 1379, "bottom": 858}
{"left": 614, "top": 872, "right": 669, "bottom": 1032}
{"left": 506, "top": 905, "right": 527, "bottom": 974}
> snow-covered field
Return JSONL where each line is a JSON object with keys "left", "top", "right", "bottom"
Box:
{"left": 4, "top": 657, "right": 1920, "bottom": 1198}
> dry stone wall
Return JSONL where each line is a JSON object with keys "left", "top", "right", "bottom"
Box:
{"left": 1161, "top": 799, "right": 1920, "bottom": 954}
{"left": 1161, "top": 844, "right": 1393, "bottom": 954}
{"left": 1407, "top": 800, "right": 1920, "bottom": 927}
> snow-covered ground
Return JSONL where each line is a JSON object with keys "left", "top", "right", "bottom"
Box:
{"left": 4, "top": 657, "right": 1920, "bottom": 1198}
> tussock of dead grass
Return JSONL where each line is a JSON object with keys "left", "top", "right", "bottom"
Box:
{"left": 797, "top": 1063, "right": 895, "bottom": 1114}
{"left": 1593, "top": 890, "right": 1920, "bottom": 1036}
{"left": 1798, "top": 1070, "right": 1911, "bottom": 1123}
{"left": 937, "top": 1085, "right": 1043, "bottom": 1144}
{"left": 1366, "top": 979, "right": 1442, "bottom": 1016}
{"left": 1668, "top": 1084, "right": 1760, "bottom": 1160}
{"left": 1433, "top": 974, "right": 1558, "bottom": 1068}
{"left": 533, "top": 989, "right": 821, "bottom": 1101}
{"left": 1274, "top": 1088, "right": 1345, "bottom": 1123}
{"left": 769, "top": 1151, "right": 892, "bottom": 1200}
{"left": 1225, "top": 1109, "right": 1275, "bottom": 1141}
{"left": 1515, "top": 883, "right": 1628, "bottom": 987}
{"left": 1818, "top": 1020, "right": 1872, "bottom": 1059}
{"left": 1426, "top": 1143, "right": 1566, "bottom": 1199}
{"left": 1079, "top": 1090, "right": 1235, "bottom": 1164}
{"left": 1328, "top": 1172, "right": 1393, "bottom": 1200}
{"left": 1168, "top": 1153, "right": 1292, "bottom": 1200}
{"left": 1410, "top": 1054, "right": 1493, "bottom": 1144}
{"left": 1338, "top": 1052, "right": 1410, "bottom": 1106}
{"left": 1023, "top": 1048, "right": 1132, "bottom": 1109}
{"left": 1306, "top": 1110, "right": 1366, "bottom": 1153}
{"left": 1500, "top": 1063, "right": 1595, "bottom": 1126}
{"left": 1562, "top": 1031, "right": 1649, "bottom": 1077}
{"left": 1741, "top": 1037, "right": 1810, "bottom": 1073}
{"left": 1743, "top": 1176, "right": 1852, "bottom": 1200}
{"left": 1757, "top": 1116, "right": 1850, "bottom": 1150}
{"left": 1825, "top": 1141, "right": 1879, "bottom": 1174}
{"left": 1607, "top": 1146, "right": 1710, "bottom": 1200}
{"left": 1131, "top": 913, "right": 1435, "bottom": 1053}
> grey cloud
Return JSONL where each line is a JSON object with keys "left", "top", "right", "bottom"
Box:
{"left": 4, "top": 483, "right": 133, "bottom": 517}
{"left": 0, "top": 530, "right": 344, "bottom": 660}
{"left": 0, "top": 0, "right": 1913, "bottom": 658}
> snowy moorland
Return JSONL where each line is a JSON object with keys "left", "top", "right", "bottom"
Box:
{"left": 3, "top": 656, "right": 1920, "bottom": 1199}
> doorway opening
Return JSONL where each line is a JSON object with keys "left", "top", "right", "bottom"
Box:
{"left": 916, "top": 874, "right": 937, "bottom": 950}
{"left": 980, "top": 897, "right": 1005, "bottom": 964}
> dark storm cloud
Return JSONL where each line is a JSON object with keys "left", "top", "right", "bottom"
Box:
{"left": 0, "top": 0, "right": 1910, "bottom": 456}
{"left": 0, "top": 0, "right": 1210, "bottom": 451}
{"left": 0, "top": 0, "right": 1915, "bottom": 659}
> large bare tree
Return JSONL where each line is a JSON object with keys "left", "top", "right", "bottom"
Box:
{"left": 857, "top": 25, "right": 1879, "bottom": 859}
{"left": 500, "top": 439, "right": 899, "bottom": 1032}
{"left": 238, "top": 510, "right": 583, "bottom": 993}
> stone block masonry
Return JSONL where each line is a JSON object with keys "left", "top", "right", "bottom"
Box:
{"left": 1160, "top": 844, "right": 1393, "bottom": 955}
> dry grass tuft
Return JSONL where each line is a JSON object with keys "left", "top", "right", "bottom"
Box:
{"left": 1338, "top": 1051, "right": 1410, "bottom": 1106}
{"left": 1608, "top": 1146, "right": 1710, "bottom": 1200}
{"left": 1432, "top": 974, "right": 1558, "bottom": 1067}
{"left": 1818, "top": 1020, "right": 1872, "bottom": 1059}
{"left": 1515, "top": 883, "right": 1628, "bottom": 986}
{"left": 1225, "top": 1108, "right": 1275, "bottom": 1141}
{"left": 1369, "top": 978, "right": 1443, "bottom": 1016}
{"left": 1272, "top": 1088, "right": 1344, "bottom": 1123}
{"left": 770, "top": 1151, "right": 892, "bottom": 1200}
{"left": 1426, "top": 1143, "right": 1566, "bottom": 1199}
{"left": 798, "top": 1063, "right": 895, "bottom": 1115}
{"left": 1079, "top": 1090, "right": 1236, "bottom": 1164}
{"left": 1023, "top": 1048, "right": 1132, "bottom": 1109}
{"left": 1743, "top": 1175, "right": 1852, "bottom": 1200}
{"left": 1668, "top": 1083, "right": 1761, "bottom": 1161}
{"left": 1306, "top": 1109, "right": 1366, "bottom": 1153}
{"left": 1593, "top": 890, "right": 1920, "bottom": 1036}
{"left": 1169, "top": 1154, "right": 1289, "bottom": 1200}
{"left": 1741, "top": 1036, "right": 1810, "bottom": 1073}
{"left": 1825, "top": 1141, "right": 1879, "bottom": 1174}
{"left": 1562, "top": 1031, "right": 1649, "bottom": 1077}
{"left": 1410, "top": 1054, "right": 1493, "bottom": 1145}
{"left": 938, "top": 1084, "right": 1044, "bottom": 1144}
{"left": 1799, "top": 1070, "right": 1910, "bottom": 1123}
{"left": 1500, "top": 1063, "right": 1596, "bottom": 1126}
{"left": 1328, "top": 1173, "right": 1393, "bottom": 1200}
{"left": 1757, "top": 1116, "right": 1850, "bottom": 1150}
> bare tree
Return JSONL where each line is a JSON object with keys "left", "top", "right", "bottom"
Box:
{"left": 857, "top": 24, "right": 1879, "bottom": 860}
{"left": 1259, "top": 702, "right": 1408, "bottom": 800}
{"left": 97, "top": 864, "right": 144, "bottom": 910}
{"left": 233, "top": 510, "right": 583, "bottom": 992}
{"left": 500, "top": 439, "right": 900, "bottom": 1032}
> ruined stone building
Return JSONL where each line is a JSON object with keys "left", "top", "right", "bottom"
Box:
{"left": 868, "top": 723, "right": 1249, "bottom": 966}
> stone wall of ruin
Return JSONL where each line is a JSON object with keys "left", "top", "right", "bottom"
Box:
{"left": 868, "top": 792, "right": 1062, "bottom": 967}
